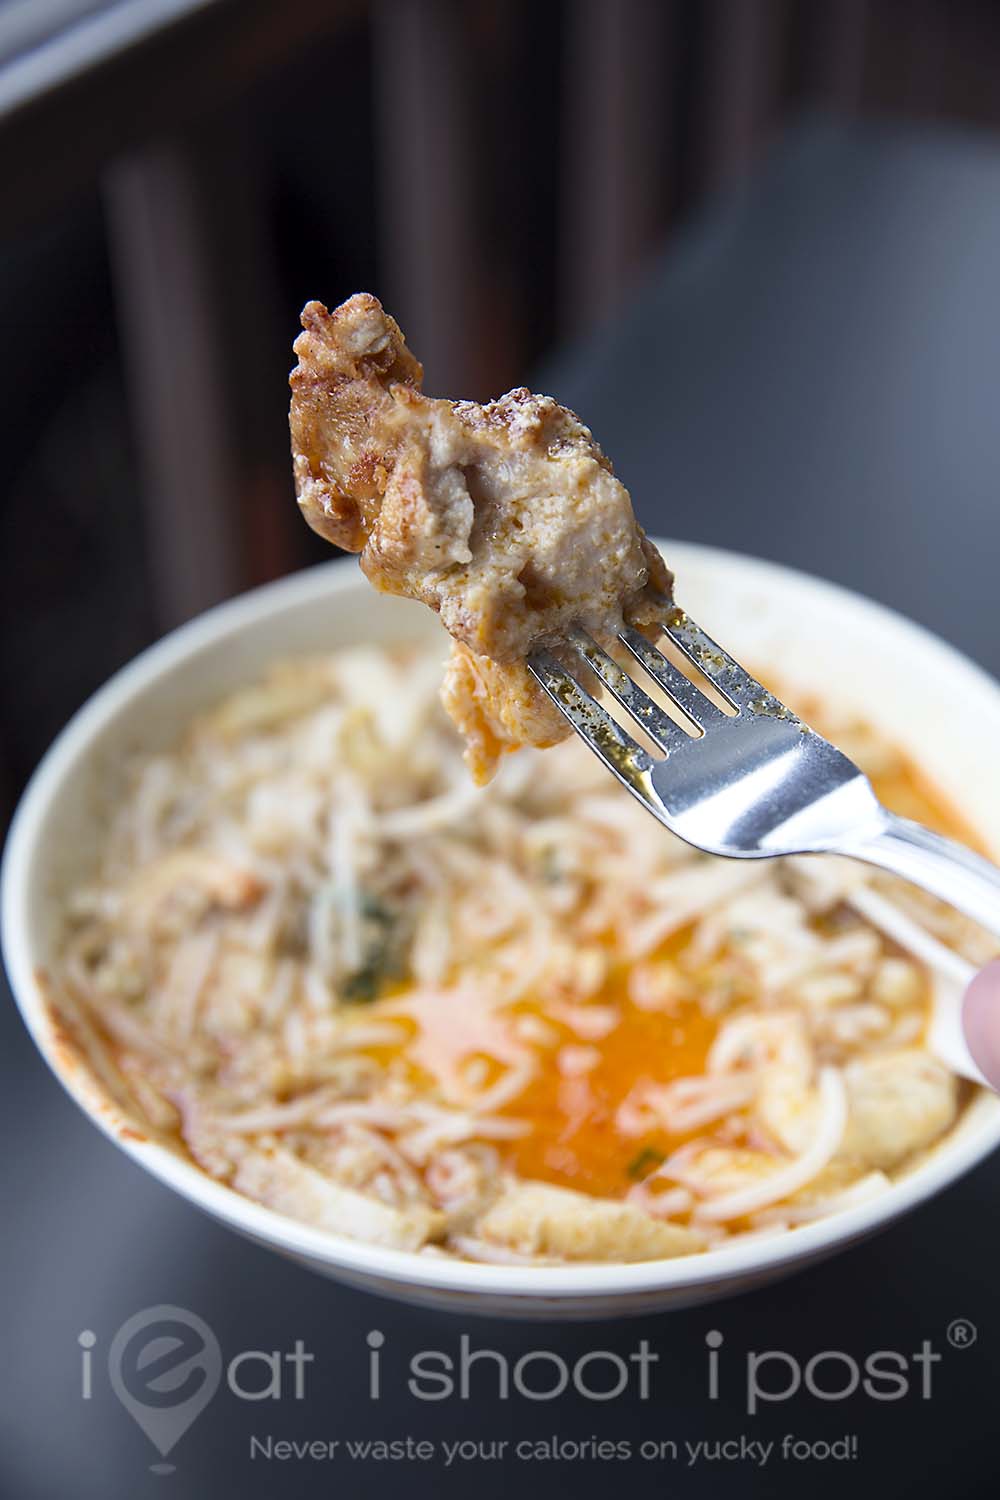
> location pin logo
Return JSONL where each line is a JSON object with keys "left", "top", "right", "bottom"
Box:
{"left": 108, "top": 1306, "right": 222, "bottom": 1474}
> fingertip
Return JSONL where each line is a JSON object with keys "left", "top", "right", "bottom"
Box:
{"left": 962, "top": 959, "right": 1000, "bottom": 1091}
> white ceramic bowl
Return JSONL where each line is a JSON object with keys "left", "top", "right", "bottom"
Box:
{"left": 4, "top": 543, "right": 1000, "bottom": 1318}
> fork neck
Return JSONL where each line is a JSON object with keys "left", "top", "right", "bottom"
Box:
{"left": 840, "top": 812, "right": 1000, "bottom": 940}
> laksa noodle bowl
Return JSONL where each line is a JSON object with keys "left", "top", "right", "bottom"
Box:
{"left": 4, "top": 543, "right": 1000, "bottom": 1317}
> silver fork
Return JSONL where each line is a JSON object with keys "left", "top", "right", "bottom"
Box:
{"left": 527, "top": 604, "right": 1000, "bottom": 1083}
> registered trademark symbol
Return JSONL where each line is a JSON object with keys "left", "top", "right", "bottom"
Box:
{"left": 947, "top": 1319, "right": 978, "bottom": 1349}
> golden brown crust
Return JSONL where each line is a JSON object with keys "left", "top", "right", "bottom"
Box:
{"left": 440, "top": 642, "right": 569, "bottom": 784}
{"left": 289, "top": 293, "right": 673, "bottom": 781}
{"left": 289, "top": 295, "right": 423, "bottom": 551}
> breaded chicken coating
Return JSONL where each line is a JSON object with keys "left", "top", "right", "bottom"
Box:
{"left": 290, "top": 293, "right": 672, "bottom": 780}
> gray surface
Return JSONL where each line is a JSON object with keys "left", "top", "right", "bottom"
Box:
{"left": 545, "top": 117, "right": 1000, "bottom": 679}
{"left": 3, "top": 117, "right": 1000, "bottom": 1500}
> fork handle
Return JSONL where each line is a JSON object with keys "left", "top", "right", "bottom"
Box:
{"left": 842, "top": 813, "right": 1000, "bottom": 939}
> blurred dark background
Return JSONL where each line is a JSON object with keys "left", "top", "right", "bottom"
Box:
{"left": 3, "top": 0, "right": 1000, "bottom": 826}
{"left": 3, "top": 6, "right": 1000, "bottom": 1498}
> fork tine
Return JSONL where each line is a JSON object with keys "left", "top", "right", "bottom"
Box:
{"left": 567, "top": 628, "right": 690, "bottom": 754}
{"left": 658, "top": 606, "right": 784, "bottom": 714}
{"left": 526, "top": 648, "right": 655, "bottom": 788}
{"left": 618, "top": 626, "right": 726, "bottom": 727}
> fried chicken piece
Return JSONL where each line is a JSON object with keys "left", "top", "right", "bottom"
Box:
{"left": 290, "top": 293, "right": 672, "bottom": 781}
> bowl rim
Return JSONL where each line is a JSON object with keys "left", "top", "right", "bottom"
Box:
{"left": 4, "top": 541, "right": 1000, "bottom": 1300}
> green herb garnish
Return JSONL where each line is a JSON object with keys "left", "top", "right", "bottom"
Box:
{"left": 626, "top": 1147, "right": 665, "bottom": 1181}
{"left": 340, "top": 894, "right": 402, "bottom": 1005}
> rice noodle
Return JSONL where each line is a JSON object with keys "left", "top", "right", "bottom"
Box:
{"left": 617, "top": 1074, "right": 759, "bottom": 1137}
{"left": 750, "top": 1171, "right": 891, "bottom": 1228}
{"left": 625, "top": 1178, "right": 694, "bottom": 1219}
{"left": 692, "top": 1067, "right": 848, "bottom": 1222}
{"left": 708, "top": 1012, "right": 811, "bottom": 1077}
{"left": 378, "top": 781, "right": 482, "bottom": 838}
{"left": 459, "top": 1061, "right": 539, "bottom": 1115}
